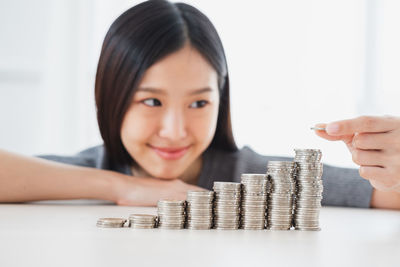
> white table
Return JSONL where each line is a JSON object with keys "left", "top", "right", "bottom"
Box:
{"left": 0, "top": 203, "right": 399, "bottom": 267}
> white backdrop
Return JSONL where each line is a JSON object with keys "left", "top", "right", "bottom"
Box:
{"left": 0, "top": 0, "right": 399, "bottom": 168}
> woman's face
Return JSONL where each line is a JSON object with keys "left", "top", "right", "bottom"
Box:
{"left": 121, "top": 44, "right": 220, "bottom": 179}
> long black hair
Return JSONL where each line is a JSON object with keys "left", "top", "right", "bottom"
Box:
{"left": 95, "top": 0, "right": 237, "bottom": 166}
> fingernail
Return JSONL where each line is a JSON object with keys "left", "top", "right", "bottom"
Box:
{"left": 326, "top": 123, "right": 340, "bottom": 134}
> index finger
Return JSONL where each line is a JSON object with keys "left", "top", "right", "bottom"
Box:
{"left": 325, "top": 115, "right": 397, "bottom": 136}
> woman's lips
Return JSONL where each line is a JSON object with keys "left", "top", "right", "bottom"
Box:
{"left": 149, "top": 145, "right": 191, "bottom": 160}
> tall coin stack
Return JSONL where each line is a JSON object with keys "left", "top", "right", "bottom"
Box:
{"left": 213, "top": 182, "right": 241, "bottom": 230}
{"left": 293, "top": 149, "right": 323, "bottom": 231}
{"left": 186, "top": 190, "right": 214, "bottom": 230}
{"left": 240, "top": 174, "right": 268, "bottom": 230}
{"left": 157, "top": 199, "right": 186, "bottom": 229}
{"left": 128, "top": 214, "right": 157, "bottom": 229}
{"left": 266, "top": 161, "right": 296, "bottom": 230}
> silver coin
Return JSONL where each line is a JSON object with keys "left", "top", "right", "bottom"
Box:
{"left": 96, "top": 218, "right": 127, "bottom": 228}
{"left": 157, "top": 199, "right": 186, "bottom": 205}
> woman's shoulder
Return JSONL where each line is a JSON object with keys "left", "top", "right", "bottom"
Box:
{"left": 200, "top": 146, "right": 291, "bottom": 188}
{"left": 207, "top": 146, "right": 291, "bottom": 170}
{"left": 235, "top": 146, "right": 292, "bottom": 170}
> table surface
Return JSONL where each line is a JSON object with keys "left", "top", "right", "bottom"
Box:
{"left": 0, "top": 203, "right": 399, "bottom": 267}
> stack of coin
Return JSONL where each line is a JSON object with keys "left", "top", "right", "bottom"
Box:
{"left": 213, "top": 182, "right": 241, "bottom": 230}
{"left": 157, "top": 199, "right": 186, "bottom": 229}
{"left": 186, "top": 190, "right": 214, "bottom": 230}
{"left": 266, "top": 161, "right": 296, "bottom": 230}
{"left": 294, "top": 148, "right": 322, "bottom": 162}
{"left": 294, "top": 149, "right": 323, "bottom": 231}
{"left": 240, "top": 174, "right": 268, "bottom": 230}
{"left": 128, "top": 214, "right": 157, "bottom": 229}
{"left": 96, "top": 218, "right": 127, "bottom": 228}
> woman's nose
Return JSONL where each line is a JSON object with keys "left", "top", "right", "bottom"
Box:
{"left": 158, "top": 108, "right": 188, "bottom": 140}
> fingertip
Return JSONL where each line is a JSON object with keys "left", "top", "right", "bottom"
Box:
{"left": 313, "top": 128, "right": 344, "bottom": 141}
{"left": 314, "top": 123, "right": 327, "bottom": 128}
{"left": 313, "top": 128, "right": 325, "bottom": 136}
{"left": 326, "top": 122, "right": 341, "bottom": 135}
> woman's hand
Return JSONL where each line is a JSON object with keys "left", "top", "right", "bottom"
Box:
{"left": 314, "top": 115, "right": 400, "bottom": 193}
{"left": 111, "top": 174, "right": 204, "bottom": 206}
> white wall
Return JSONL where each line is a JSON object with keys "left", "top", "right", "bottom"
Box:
{"left": 1, "top": 0, "right": 399, "bottom": 168}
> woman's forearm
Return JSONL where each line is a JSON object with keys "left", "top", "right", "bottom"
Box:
{"left": 370, "top": 188, "right": 400, "bottom": 210}
{"left": 0, "top": 149, "right": 119, "bottom": 203}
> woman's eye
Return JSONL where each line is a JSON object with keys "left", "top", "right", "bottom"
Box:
{"left": 189, "top": 100, "right": 209, "bottom": 109}
{"left": 142, "top": 98, "right": 162, "bottom": 107}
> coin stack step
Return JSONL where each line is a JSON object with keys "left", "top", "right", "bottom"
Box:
{"left": 129, "top": 214, "right": 157, "bottom": 229}
{"left": 157, "top": 199, "right": 186, "bottom": 229}
{"left": 213, "top": 182, "right": 241, "bottom": 230}
{"left": 240, "top": 174, "right": 268, "bottom": 230}
{"left": 266, "top": 161, "right": 296, "bottom": 230}
{"left": 96, "top": 218, "right": 127, "bottom": 228}
{"left": 186, "top": 190, "right": 214, "bottom": 230}
{"left": 96, "top": 149, "right": 325, "bottom": 232}
{"left": 294, "top": 149, "right": 323, "bottom": 231}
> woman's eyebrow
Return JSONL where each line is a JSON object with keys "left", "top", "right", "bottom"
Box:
{"left": 188, "top": 87, "right": 213, "bottom": 95}
{"left": 136, "top": 87, "right": 166, "bottom": 94}
{"left": 136, "top": 87, "right": 213, "bottom": 95}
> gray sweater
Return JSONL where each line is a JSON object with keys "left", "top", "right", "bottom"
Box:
{"left": 38, "top": 145, "right": 373, "bottom": 208}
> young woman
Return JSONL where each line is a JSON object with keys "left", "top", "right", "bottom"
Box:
{"left": 1, "top": 0, "right": 399, "bottom": 208}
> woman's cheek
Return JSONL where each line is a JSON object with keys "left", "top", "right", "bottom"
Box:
{"left": 123, "top": 109, "right": 158, "bottom": 143}
{"left": 190, "top": 110, "right": 218, "bottom": 141}
{"left": 134, "top": 119, "right": 159, "bottom": 142}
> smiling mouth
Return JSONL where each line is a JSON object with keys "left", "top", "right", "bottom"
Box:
{"left": 148, "top": 144, "right": 191, "bottom": 160}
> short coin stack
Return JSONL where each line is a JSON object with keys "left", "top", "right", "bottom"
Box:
{"left": 157, "top": 199, "right": 186, "bottom": 229}
{"left": 129, "top": 214, "right": 157, "bottom": 229}
{"left": 266, "top": 161, "right": 296, "bottom": 230}
{"left": 240, "top": 174, "right": 268, "bottom": 230}
{"left": 186, "top": 190, "right": 214, "bottom": 230}
{"left": 213, "top": 182, "right": 241, "bottom": 230}
{"left": 293, "top": 149, "right": 323, "bottom": 231}
{"left": 96, "top": 218, "right": 127, "bottom": 228}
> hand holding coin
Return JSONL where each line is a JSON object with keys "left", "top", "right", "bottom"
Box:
{"left": 313, "top": 115, "right": 400, "bottom": 193}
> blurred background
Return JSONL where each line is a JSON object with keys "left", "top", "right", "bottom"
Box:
{"left": 0, "top": 0, "right": 399, "bottom": 168}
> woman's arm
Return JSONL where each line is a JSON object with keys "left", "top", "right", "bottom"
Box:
{"left": 0, "top": 149, "right": 118, "bottom": 202}
{"left": 0, "top": 149, "right": 201, "bottom": 205}
{"left": 371, "top": 189, "right": 400, "bottom": 209}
